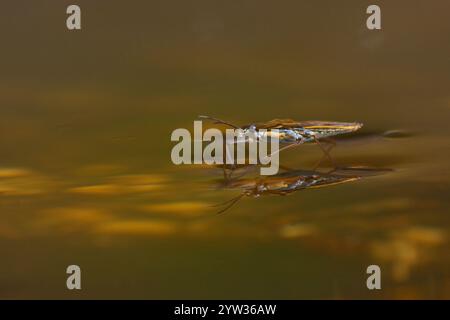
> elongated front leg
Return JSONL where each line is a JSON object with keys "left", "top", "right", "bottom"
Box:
{"left": 259, "top": 140, "right": 303, "bottom": 165}
{"left": 271, "top": 140, "right": 303, "bottom": 157}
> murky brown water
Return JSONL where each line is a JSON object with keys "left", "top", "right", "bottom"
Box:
{"left": 0, "top": 1, "right": 449, "bottom": 299}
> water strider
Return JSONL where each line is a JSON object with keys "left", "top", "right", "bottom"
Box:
{"left": 199, "top": 115, "right": 363, "bottom": 143}
{"left": 212, "top": 166, "right": 391, "bottom": 214}
{"left": 199, "top": 115, "right": 363, "bottom": 167}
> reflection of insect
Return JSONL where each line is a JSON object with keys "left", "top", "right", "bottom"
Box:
{"left": 199, "top": 115, "right": 363, "bottom": 167}
{"left": 213, "top": 166, "right": 391, "bottom": 214}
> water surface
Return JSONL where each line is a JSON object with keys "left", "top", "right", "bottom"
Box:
{"left": 0, "top": 0, "right": 449, "bottom": 299}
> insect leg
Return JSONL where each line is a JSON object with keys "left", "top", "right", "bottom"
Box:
{"left": 313, "top": 143, "right": 335, "bottom": 170}
{"left": 222, "top": 165, "right": 230, "bottom": 180}
{"left": 265, "top": 140, "right": 303, "bottom": 159}
{"left": 232, "top": 164, "right": 258, "bottom": 179}
{"left": 279, "top": 165, "right": 295, "bottom": 172}
{"left": 198, "top": 115, "right": 240, "bottom": 129}
{"left": 313, "top": 137, "right": 337, "bottom": 169}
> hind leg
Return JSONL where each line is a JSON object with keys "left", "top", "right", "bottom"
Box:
{"left": 313, "top": 138, "right": 337, "bottom": 170}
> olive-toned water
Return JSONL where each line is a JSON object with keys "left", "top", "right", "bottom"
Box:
{"left": 0, "top": 1, "right": 449, "bottom": 299}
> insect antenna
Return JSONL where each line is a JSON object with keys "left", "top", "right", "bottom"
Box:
{"left": 198, "top": 115, "right": 240, "bottom": 129}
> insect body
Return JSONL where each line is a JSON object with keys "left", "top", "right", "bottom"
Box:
{"left": 200, "top": 116, "right": 363, "bottom": 144}
{"left": 199, "top": 115, "right": 363, "bottom": 168}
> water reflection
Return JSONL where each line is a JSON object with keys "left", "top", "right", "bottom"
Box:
{"left": 210, "top": 164, "right": 392, "bottom": 213}
{"left": 0, "top": 167, "right": 56, "bottom": 196}
{"left": 68, "top": 174, "right": 169, "bottom": 195}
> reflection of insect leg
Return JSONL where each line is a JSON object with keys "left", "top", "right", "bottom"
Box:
{"left": 313, "top": 138, "right": 336, "bottom": 169}
{"left": 212, "top": 193, "right": 245, "bottom": 214}
{"left": 222, "top": 165, "right": 230, "bottom": 180}
{"left": 279, "top": 164, "right": 296, "bottom": 172}
{"left": 222, "top": 164, "right": 257, "bottom": 181}
{"left": 198, "top": 115, "right": 239, "bottom": 129}
{"left": 234, "top": 165, "right": 258, "bottom": 180}
{"left": 221, "top": 164, "right": 235, "bottom": 180}
{"left": 222, "top": 142, "right": 234, "bottom": 179}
